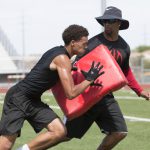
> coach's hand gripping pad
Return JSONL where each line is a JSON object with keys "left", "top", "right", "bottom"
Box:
{"left": 51, "top": 45, "right": 127, "bottom": 120}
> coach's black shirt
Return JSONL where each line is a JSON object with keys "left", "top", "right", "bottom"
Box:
{"left": 17, "top": 46, "right": 70, "bottom": 97}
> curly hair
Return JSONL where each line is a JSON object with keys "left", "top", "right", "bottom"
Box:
{"left": 62, "top": 24, "right": 89, "bottom": 45}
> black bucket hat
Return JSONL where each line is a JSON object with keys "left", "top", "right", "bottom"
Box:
{"left": 95, "top": 6, "right": 129, "bottom": 30}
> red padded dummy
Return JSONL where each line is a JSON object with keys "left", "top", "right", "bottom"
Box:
{"left": 51, "top": 45, "right": 127, "bottom": 120}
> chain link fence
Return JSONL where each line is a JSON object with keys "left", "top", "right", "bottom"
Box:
{"left": 130, "top": 57, "right": 150, "bottom": 84}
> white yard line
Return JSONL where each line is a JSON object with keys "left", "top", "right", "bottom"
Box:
{"left": 50, "top": 105, "right": 150, "bottom": 122}
{"left": 50, "top": 105, "right": 60, "bottom": 109}
{"left": 116, "top": 96, "right": 143, "bottom": 100}
{"left": 0, "top": 98, "right": 150, "bottom": 122}
{"left": 124, "top": 116, "right": 150, "bottom": 122}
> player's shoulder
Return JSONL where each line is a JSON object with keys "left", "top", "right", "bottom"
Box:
{"left": 89, "top": 33, "right": 103, "bottom": 43}
{"left": 87, "top": 33, "right": 103, "bottom": 51}
{"left": 118, "top": 36, "right": 129, "bottom": 46}
{"left": 42, "top": 46, "right": 66, "bottom": 57}
{"left": 46, "top": 46, "right": 65, "bottom": 53}
{"left": 119, "top": 35, "right": 130, "bottom": 47}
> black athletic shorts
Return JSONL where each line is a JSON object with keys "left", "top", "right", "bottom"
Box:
{"left": 0, "top": 85, "right": 58, "bottom": 137}
{"left": 65, "top": 94, "right": 127, "bottom": 139}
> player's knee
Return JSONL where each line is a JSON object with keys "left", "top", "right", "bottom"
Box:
{"left": 0, "top": 134, "right": 17, "bottom": 150}
{"left": 113, "top": 132, "right": 127, "bottom": 141}
{"left": 59, "top": 127, "right": 67, "bottom": 138}
{"left": 118, "top": 132, "right": 127, "bottom": 140}
{"left": 54, "top": 125, "right": 67, "bottom": 140}
{"left": 47, "top": 119, "right": 67, "bottom": 139}
{"left": 0, "top": 141, "right": 13, "bottom": 150}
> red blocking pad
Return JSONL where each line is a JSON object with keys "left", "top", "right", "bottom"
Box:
{"left": 51, "top": 45, "right": 127, "bottom": 120}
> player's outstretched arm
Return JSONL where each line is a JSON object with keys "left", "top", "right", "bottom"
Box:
{"left": 51, "top": 54, "right": 104, "bottom": 99}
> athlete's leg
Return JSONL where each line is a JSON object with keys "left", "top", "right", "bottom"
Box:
{"left": 26, "top": 118, "right": 67, "bottom": 150}
{"left": 0, "top": 86, "right": 26, "bottom": 150}
{"left": 17, "top": 100, "right": 68, "bottom": 150}
{"left": 0, "top": 134, "right": 18, "bottom": 150}
{"left": 97, "top": 132, "right": 127, "bottom": 150}
{"left": 95, "top": 96, "right": 128, "bottom": 150}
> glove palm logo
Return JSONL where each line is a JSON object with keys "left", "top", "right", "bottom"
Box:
{"left": 91, "top": 71, "right": 94, "bottom": 75}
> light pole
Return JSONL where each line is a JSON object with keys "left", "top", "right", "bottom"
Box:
{"left": 101, "top": 0, "right": 107, "bottom": 31}
{"left": 21, "top": 11, "right": 26, "bottom": 75}
{"left": 101, "top": 0, "right": 106, "bottom": 14}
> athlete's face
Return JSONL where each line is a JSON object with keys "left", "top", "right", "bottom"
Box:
{"left": 102, "top": 19, "right": 121, "bottom": 35}
{"left": 72, "top": 36, "right": 88, "bottom": 56}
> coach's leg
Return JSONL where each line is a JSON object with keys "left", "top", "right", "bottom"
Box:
{"left": 95, "top": 96, "right": 128, "bottom": 150}
{"left": 97, "top": 132, "right": 127, "bottom": 150}
{"left": 0, "top": 134, "right": 18, "bottom": 150}
{"left": 27, "top": 118, "right": 67, "bottom": 150}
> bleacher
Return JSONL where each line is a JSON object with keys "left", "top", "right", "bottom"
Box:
{"left": 0, "top": 26, "right": 19, "bottom": 74}
{"left": 0, "top": 43, "right": 17, "bottom": 74}
{"left": 0, "top": 26, "right": 25, "bottom": 91}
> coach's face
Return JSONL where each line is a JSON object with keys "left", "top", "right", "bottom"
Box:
{"left": 102, "top": 19, "right": 121, "bottom": 35}
{"left": 72, "top": 36, "right": 88, "bottom": 56}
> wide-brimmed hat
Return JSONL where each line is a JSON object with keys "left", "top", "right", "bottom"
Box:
{"left": 95, "top": 6, "right": 129, "bottom": 30}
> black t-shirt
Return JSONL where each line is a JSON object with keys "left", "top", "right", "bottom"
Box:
{"left": 77, "top": 33, "right": 130, "bottom": 71}
{"left": 17, "top": 46, "right": 70, "bottom": 97}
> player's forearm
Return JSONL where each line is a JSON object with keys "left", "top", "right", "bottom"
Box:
{"left": 65, "top": 80, "right": 92, "bottom": 100}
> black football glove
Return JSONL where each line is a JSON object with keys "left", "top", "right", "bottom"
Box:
{"left": 81, "top": 69, "right": 103, "bottom": 86}
{"left": 81, "top": 61, "right": 104, "bottom": 82}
